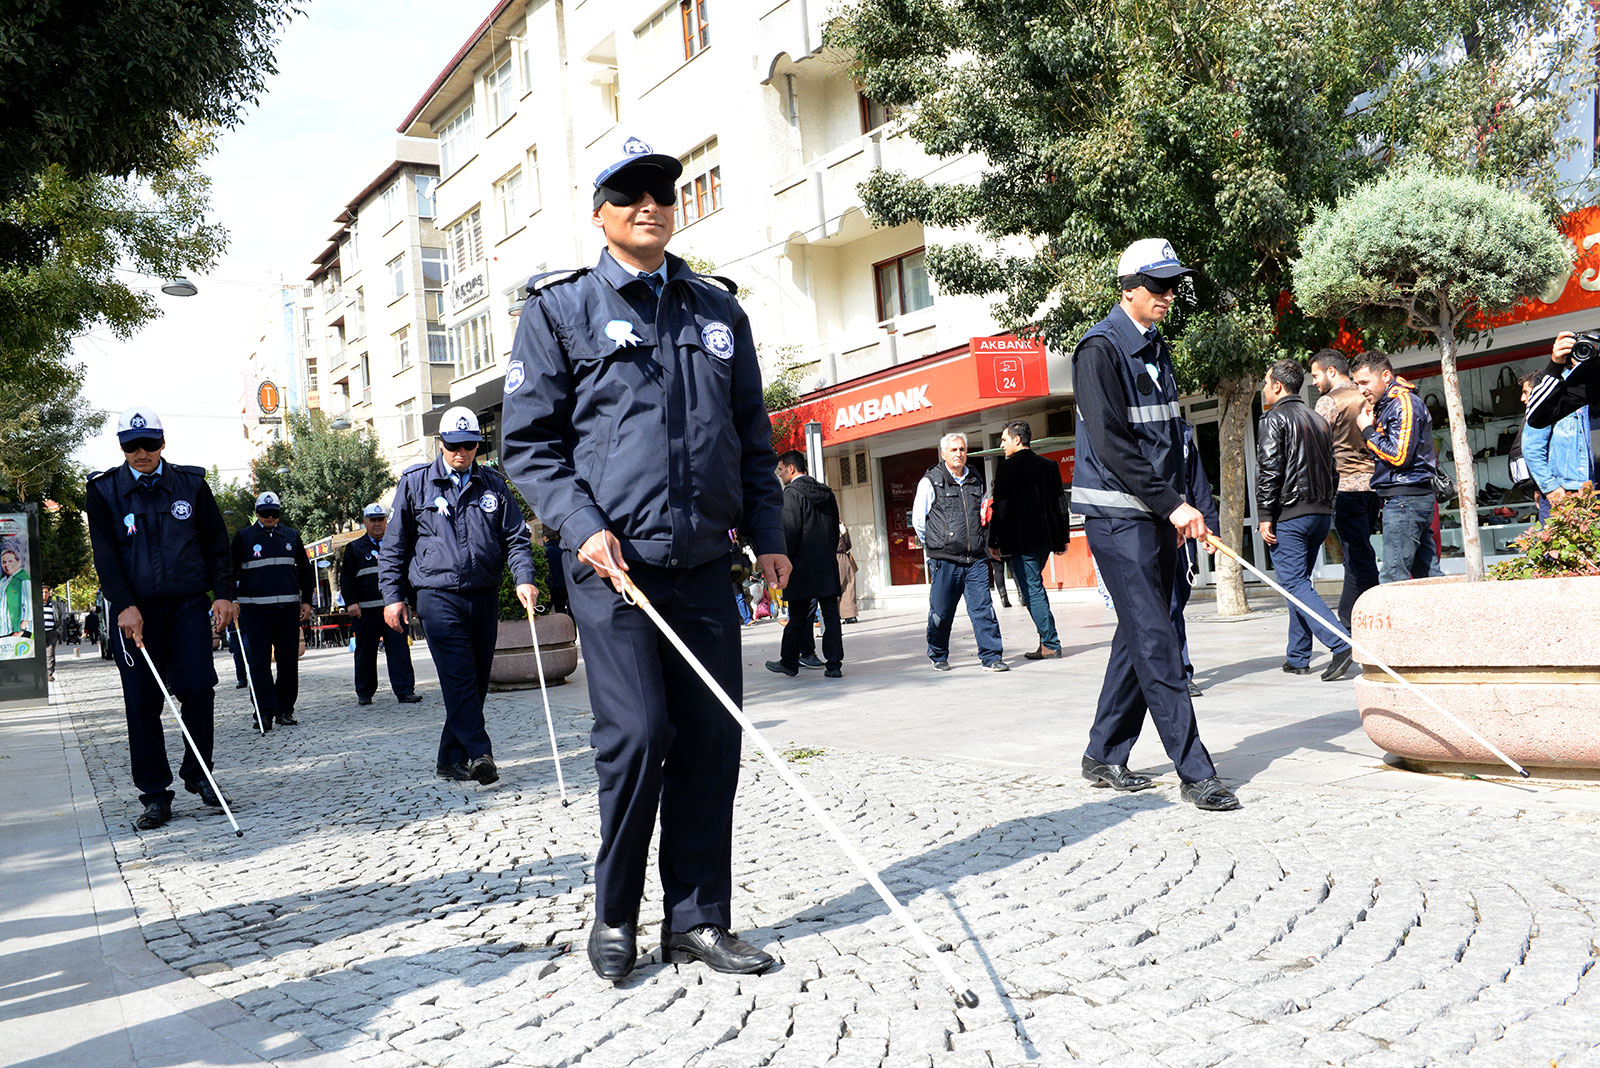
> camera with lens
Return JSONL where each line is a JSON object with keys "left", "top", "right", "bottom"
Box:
{"left": 1570, "top": 330, "right": 1600, "bottom": 364}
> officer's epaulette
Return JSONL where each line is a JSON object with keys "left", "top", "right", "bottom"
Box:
{"left": 173, "top": 464, "right": 207, "bottom": 477}
{"left": 694, "top": 273, "right": 740, "bottom": 295}
{"left": 525, "top": 268, "right": 589, "bottom": 296}
{"left": 87, "top": 468, "right": 114, "bottom": 483}
{"left": 401, "top": 461, "right": 432, "bottom": 477}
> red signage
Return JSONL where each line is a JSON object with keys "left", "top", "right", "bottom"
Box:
{"left": 1476, "top": 204, "right": 1600, "bottom": 329}
{"left": 774, "top": 351, "right": 985, "bottom": 449}
{"left": 972, "top": 336, "right": 1048, "bottom": 398}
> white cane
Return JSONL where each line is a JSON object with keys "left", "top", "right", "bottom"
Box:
{"left": 232, "top": 622, "right": 266, "bottom": 736}
{"left": 1205, "top": 534, "right": 1529, "bottom": 778}
{"left": 586, "top": 554, "right": 981, "bottom": 1007}
{"left": 524, "top": 604, "right": 570, "bottom": 806}
{"left": 131, "top": 636, "right": 245, "bottom": 836}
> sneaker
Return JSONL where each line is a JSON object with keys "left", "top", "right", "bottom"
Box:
{"left": 765, "top": 659, "right": 798, "bottom": 677}
{"left": 931, "top": 659, "right": 952, "bottom": 672}
{"left": 823, "top": 665, "right": 842, "bottom": 678}
{"left": 1187, "top": 680, "right": 1204, "bottom": 698}
{"left": 1321, "top": 649, "right": 1354, "bottom": 682}
{"left": 981, "top": 660, "right": 1010, "bottom": 672}
{"left": 797, "top": 654, "right": 824, "bottom": 670}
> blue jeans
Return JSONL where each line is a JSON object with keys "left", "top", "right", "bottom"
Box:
{"left": 734, "top": 588, "right": 752, "bottom": 624}
{"left": 1332, "top": 491, "right": 1381, "bottom": 630}
{"left": 1380, "top": 493, "right": 1438, "bottom": 583}
{"left": 926, "top": 557, "right": 1003, "bottom": 665}
{"left": 1013, "top": 551, "right": 1060, "bottom": 651}
{"left": 1268, "top": 513, "right": 1350, "bottom": 667}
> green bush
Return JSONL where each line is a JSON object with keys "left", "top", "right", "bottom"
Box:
{"left": 1490, "top": 483, "right": 1600, "bottom": 580}
{"left": 497, "top": 540, "right": 551, "bottom": 620}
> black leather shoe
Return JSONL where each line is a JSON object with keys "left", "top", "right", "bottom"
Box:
{"left": 587, "top": 920, "right": 637, "bottom": 981}
{"left": 842, "top": 617, "right": 858, "bottom": 624}
{"left": 1187, "top": 680, "right": 1204, "bottom": 697}
{"left": 184, "top": 779, "right": 227, "bottom": 808}
{"left": 798, "top": 654, "right": 824, "bottom": 670}
{"left": 436, "top": 761, "right": 472, "bottom": 782}
{"left": 275, "top": 712, "right": 298, "bottom": 725}
{"left": 824, "top": 665, "right": 842, "bottom": 678}
{"left": 1322, "top": 649, "right": 1354, "bottom": 682}
{"left": 134, "top": 800, "right": 171, "bottom": 830}
{"left": 254, "top": 714, "right": 271, "bottom": 733}
{"left": 663, "top": 924, "right": 774, "bottom": 974}
{"left": 235, "top": 680, "right": 249, "bottom": 688}
{"left": 396, "top": 693, "right": 423, "bottom": 704}
{"left": 1024, "top": 646, "right": 1062, "bottom": 660}
{"left": 1081, "top": 755, "right": 1156, "bottom": 792}
{"left": 357, "top": 696, "right": 373, "bottom": 706}
{"left": 468, "top": 755, "right": 499, "bottom": 785}
{"left": 931, "top": 659, "right": 952, "bottom": 672}
{"left": 1180, "top": 777, "right": 1241, "bottom": 811}
{"left": 1281, "top": 662, "right": 1312, "bottom": 675}
{"left": 765, "top": 659, "right": 798, "bottom": 677}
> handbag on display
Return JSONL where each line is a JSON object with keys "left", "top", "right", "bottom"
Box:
{"left": 1424, "top": 391, "right": 1448, "bottom": 428}
{"left": 1489, "top": 365, "right": 1522, "bottom": 416}
{"left": 1495, "top": 426, "right": 1520, "bottom": 455}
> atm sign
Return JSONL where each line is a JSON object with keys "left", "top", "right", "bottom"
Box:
{"left": 972, "top": 336, "right": 1047, "bottom": 398}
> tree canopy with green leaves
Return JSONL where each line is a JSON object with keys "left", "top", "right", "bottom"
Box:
{"left": 252, "top": 410, "right": 397, "bottom": 543}
{"left": 831, "top": 0, "right": 1588, "bottom": 611}
{"left": 1295, "top": 166, "right": 1569, "bottom": 580}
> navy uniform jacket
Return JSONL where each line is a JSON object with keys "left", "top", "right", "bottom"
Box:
{"left": 340, "top": 534, "right": 386, "bottom": 610}
{"left": 500, "top": 248, "right": 784, "bottom": 569}
{"left": 230, "top": 522, "right": 314, "bottom": 608}
{"left": 378, "top": 457, "right": 535, "bottom": 603}
{"left": 86, "top": 462, "right": 234, "bottom": 619}
{"left": 1071, "top": 308, "right": 1189, "bottom": 521}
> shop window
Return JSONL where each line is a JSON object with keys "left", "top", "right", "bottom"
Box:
{"left": 874, "top": 247, "right": 932, "bottom": 321}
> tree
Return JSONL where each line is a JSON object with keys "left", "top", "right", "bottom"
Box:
{"left": 1293, "top": 166, "right": 1569, "bottom": 580}
{"left": 830, "top": 0, "right": 1588, "bottom": 613}
{"left": 252, "top": 410, "right": 396, "bottom": 543}
{"left": 207, "top": 466, "right": 262, "bottom": 540}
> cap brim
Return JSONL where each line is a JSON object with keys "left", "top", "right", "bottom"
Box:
{"left": 1139, "top": 262, "right": 1195, "bottom": 279}
{"left": 117, "top": 429, "right": 164, "bottom": 442}
{"left": 439, "top": 433, "right": 484, "bottom": 445}
{"left": 595, "top": 153, "right": 683, "bottom": 188}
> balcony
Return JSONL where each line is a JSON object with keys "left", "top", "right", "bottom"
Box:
{"left": 771, "top": 126, "right": 936, "bottom": 246}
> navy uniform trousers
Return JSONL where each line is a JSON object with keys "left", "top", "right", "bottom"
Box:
{"left": 112, "top": 595, "right": 217, "bottom": 804}
{"left": 240, "top": 604, "right": 300, "bottom": 723}
{"left": 566, "top": 555, "right": 741, "bottom": 933}
{"left": 417, "top": 587, "right": 498, "bottom": 765}
{"left": 1084, "top": 517, "right": 1216, "bottom": 783}
{"left": 354, "top": 609, "right": 415, "bottom": 701}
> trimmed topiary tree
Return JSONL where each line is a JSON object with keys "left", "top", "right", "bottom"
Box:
{"left": 1293, "top": 166, "right": 1570, "bottom": 581}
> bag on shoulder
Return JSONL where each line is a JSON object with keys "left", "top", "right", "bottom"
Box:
{"left": 1432, "top": 467, "right": 1457, "bottom": 504}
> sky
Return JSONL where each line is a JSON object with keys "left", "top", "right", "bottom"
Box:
{"left": 70, "top": 1, "right": 493, "bottom": 482}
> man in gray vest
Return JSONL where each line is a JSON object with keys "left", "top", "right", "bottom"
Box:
{"left": 912, "top": 432, "right": 1007, "bottom": 671}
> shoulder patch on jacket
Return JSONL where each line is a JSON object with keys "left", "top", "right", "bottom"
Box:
{"left": 173, "top": 464, "right": 207, "bottom": 477}
{"left": 401, "top": 462, "right": 431, "bottom": 478}
{"left": 526, "top": 268, "right": 589, "bottom": 296}
{"left": 88, "top": 468, "right": 115, "bottom": 483}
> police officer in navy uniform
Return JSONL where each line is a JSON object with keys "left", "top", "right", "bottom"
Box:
{"left": 1072, "top": 239, "right": 1239, "bottom": 812}
{"left": 86, "top": 408, "right": 238, "bottom": 830}
{"left": 231, "top": 491, "right": 314, "bottom": 731}
{"left": 501, "top": 135, "right": 790, "bottom": 982}
{"left": 378, "top": 407, "right": 537, "bottom": 785}
{"left": 342, "top": 502, "right": 421, "bottom": 706}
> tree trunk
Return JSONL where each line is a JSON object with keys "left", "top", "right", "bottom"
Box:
{"left": 1437, "top": 320, "right": 1485, "bottom": 580}
{"left": 1213, "top": 375, "right": 1254, "bottom": 615}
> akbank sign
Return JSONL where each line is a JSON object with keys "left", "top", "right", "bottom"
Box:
{"left": 832, "top": 384, "right": 934, "bottom": 431}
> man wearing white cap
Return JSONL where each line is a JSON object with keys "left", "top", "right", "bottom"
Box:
{"left": 1070, "top": 239, "right": 1239, "bottom": 812}
{"left": 86, "top": 408, "right": 237, "bottom": 829}
{"left": 378, "top": 407, "right": 537, "bottom": 785}
{"left": 230, "top": 490, "right": 315, "bottom": 730}
{"left": 341, "top": 502, "right": 419, "bottom": 705}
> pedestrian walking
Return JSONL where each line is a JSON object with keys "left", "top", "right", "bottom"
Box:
{"left": 40, "top": 583, "right": 66, "bottom": 681}
{"left": 379, "top": 407, "right": 537, "bottom": 787}
{"left": 1310, "top": 349, "right": 1381, "bottom": 631}
{"left": 544, "top": 531, "right": 571, "bottom": 616}
{"left": 1350, "top": 352, "right": 1443, "bottom": 583}
{"left": 912, "top": 433, "right": 1006, "bottom": 671}
{"left": 1257, "top": 360, "right": 1353, "bottom": 681}
{"left": 501, "top": 134, "right": 790, "bottom": 982}
{"left": 836, "top": 525, "right": 859, "bottom": 623}
{"left": 1070, "top": 238, "right": 1238, "bottom": 812}
{"left": 85, "top": 408, "right": 238, "bottom": 830}
{"left": 341, "top": 503, "right": 420, "bottom": 706}
{"left": 231, "top": 492, "right": 314, "bottom": 731}
{"left": 987, "top": 419, "right": 1069, "bottom": 661}
{"left": 766, "top": 451, "right": 844, "bottom": 679}
{"left": 1171, "top": 420, "right": 1217, "bottom": 697}
{"left": 84, "top": 604, "right": 100, "bottom": 645}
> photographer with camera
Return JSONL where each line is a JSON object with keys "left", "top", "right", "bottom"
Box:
{"left": 1528, "top": 331, "right": 1600, "bottom": 430}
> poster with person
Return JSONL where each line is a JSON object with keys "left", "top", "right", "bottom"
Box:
{"left": 0, "top": 505, "right": 46, "bottom": 709}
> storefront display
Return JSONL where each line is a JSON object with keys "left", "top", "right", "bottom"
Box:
{"left": 0, "top": 503, "right": 47, "bottom": 709}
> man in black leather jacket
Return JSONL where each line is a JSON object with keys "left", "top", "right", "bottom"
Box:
{"left": 1257, "top": 360, "right": 1353, "bottom": 682}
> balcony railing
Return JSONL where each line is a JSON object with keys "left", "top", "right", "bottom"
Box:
{"left": 770, "top": 126, "right": 936, "bottom": 244}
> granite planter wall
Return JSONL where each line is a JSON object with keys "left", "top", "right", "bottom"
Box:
{"left": 490, "top": 612, "right": 578, "bottom": 688}
{"left": 1351, "top": 575, "right": 1600, "bottom": 773}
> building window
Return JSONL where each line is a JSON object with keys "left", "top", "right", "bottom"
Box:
{"left": 838, "top": 455, "right": 853, "bottom": 486}
{"left": 495, "top": 168, "right": 524, "bottom": 235}
{"left": 446, "top": 209, "right": 484, "bottom": 274}
{"left": 347, "top": 225, "right": 359, "bottom": 262}
{"left": 427, "top": 324, "right": 450, "bottom": 363}
{"left": 416, "top": 174, "right": 438, "bottom": 218}
{"left": 305, "top": 357, "right": 318, "bottom": 394}
{"left": 486, "top": 54, "right": 517, "bottom": 128}
{"left": 450, "top": 312, "right": 493, "bottom": 377}
{"left": 859, "top": 91, "right": 894, "bottom": 134}
{"left": 352, "top": 286, "right": 366, "bottom": 339}
{"left": 395, "top": 326, "right": 412, "bottom": 370}
{"left": 359, "top": 353, "right": 372, "bottom": 405}
{"left": 431, "top": 393, "right": 450, "bottom": 408}
{"left": 380, "top": 181, "right": 401, "bottom": 228}
{"left": 680, "top": 0, "right": 709, "bottom": 60}
{"left": 388, "top": 255, "right": 406, "bottom": 299}
{"left": 300, "top": 308, "right": 315, "bottom": 349}
{"left": 874, "top": 247, "right": 932, "bottom": 321}
{"left": 526, "top": 147, "right": 542, "bottom": 212}
{"left": 398, "top": 399, "right": 418, "bottom": 443}
{"left": 678, "top": 138, "right": 721, "bottom": 226}
{"left": 422, "top": 247, "right": 451, "bottom": 291}
{"left": 439, "top": 104, "right": 475, "bottom": 179}
{"left": 599, "top": 72, "right": 620, "bottom": 124}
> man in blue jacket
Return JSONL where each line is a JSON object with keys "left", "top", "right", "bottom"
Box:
{"left": 379, "top": 407, "right": 537, "bottom": 786}
{"left": 1071, "top": 239, "right": 1237, "bottom": 812}
{"left": 342, "top": 503, "right": 420, "bottom": 706}
{"left": 500, "top": 136, "right": 790, "bottom": 983}
{"left": 1350, "top": 352, "right": 1441, "bottom": 583}
{"left": 231, "top": 491, "right": 314, "bottom": 731}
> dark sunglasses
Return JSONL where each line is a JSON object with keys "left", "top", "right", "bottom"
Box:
{"left": 121, "top": 438, "right": 164, "bottom": 453}
{"left": 256, "top": 510, "right": 281, "bottom": 519}
{"left": 1138, "top": 274, "right": 1180, "bottom": 295}
{"left": 440, "top": 440, "right": 479, "bottom": 452}
{"left": 595, "top": 179, "right": 677, "bottom": 210}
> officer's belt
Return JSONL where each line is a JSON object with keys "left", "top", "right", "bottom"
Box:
{"left": 237, "top": 594, "right": 303, "bottom": 605}
{"left": 1071, "top": 486, "right": 1153, "bottom": 512}
{"left": 1127, "top": 401, "right": 1181, "bottom": 423}
{"left": 240, "top": 557, "right": 297, "bottom": 569}
{"left": 355, "top": 566, "right": 379, "bottom": 578}
{"left": 357, "top": 598, "right": 385, "bottom": 609}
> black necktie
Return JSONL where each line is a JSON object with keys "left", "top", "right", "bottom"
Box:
{"left": 638, "top": 271, "right": 662, "bottom": 298}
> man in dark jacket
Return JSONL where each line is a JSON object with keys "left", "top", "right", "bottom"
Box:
{"left": 231, "top": 491, "right": 315, "bottom": 730}
{"left": 1527, "top": 330, "right": 1598, "bottom": 429}
{"left": 1351, "top": 352, "right": 1442, "bottom": 583}
{"left": 766, "top": 451, "right": 844, "bottom": 678}
{"left": 341, "top": 503, "right": 419, "bottom": 706}
{"left": 1257, "top": 360, "right": 1352, "bottom": 682}
{"left": 987, "top": 419, "right": 1068, "bottom": 660}
{"left": 913, "top": 432, "right": 1006, "bottom": 671}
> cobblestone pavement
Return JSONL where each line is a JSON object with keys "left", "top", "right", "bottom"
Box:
{"left": 55, "top": 642, "right": 1600, "bottom": 1068}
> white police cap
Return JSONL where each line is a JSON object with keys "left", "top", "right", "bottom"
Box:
{"left": 362, "top": 502, "right": 388, "bottom": 519}
{"left": 594, "top": 135, "right": 684, "bottom": 190}
{"left": 116, "top": 407, "right": 165, "bottom": 443}
{"left": 255, "top": 491, "right": 282, "bottom": 511}
{"left": 438, "top": 405, "right": 483, "bottom": 445}
{"left": 1116, "top": 238, "right": 1195, "bottom": 281}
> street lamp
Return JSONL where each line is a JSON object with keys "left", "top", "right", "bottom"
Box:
{"left": 329, "top": 415, "right": 351, "bottom": 431}
{"left": 160, "top": 276, "right": 199, "bottom": 297}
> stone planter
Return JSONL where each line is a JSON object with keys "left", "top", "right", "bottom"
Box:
{"left": 1351, "top": 575, "right": 1600, "bottom": 773}
{"left": 489, "top": 612, "right": 578, "bottom": 689}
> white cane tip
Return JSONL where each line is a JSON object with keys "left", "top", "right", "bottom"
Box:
{"left": 1518, "top": 769, "right": 1531, "bottom": 778}
{"left": 959, "top": 990, "right": 979, "bottom": 1007}
{"left": 235, "top": 830, "right": 244, "bottom": 837}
